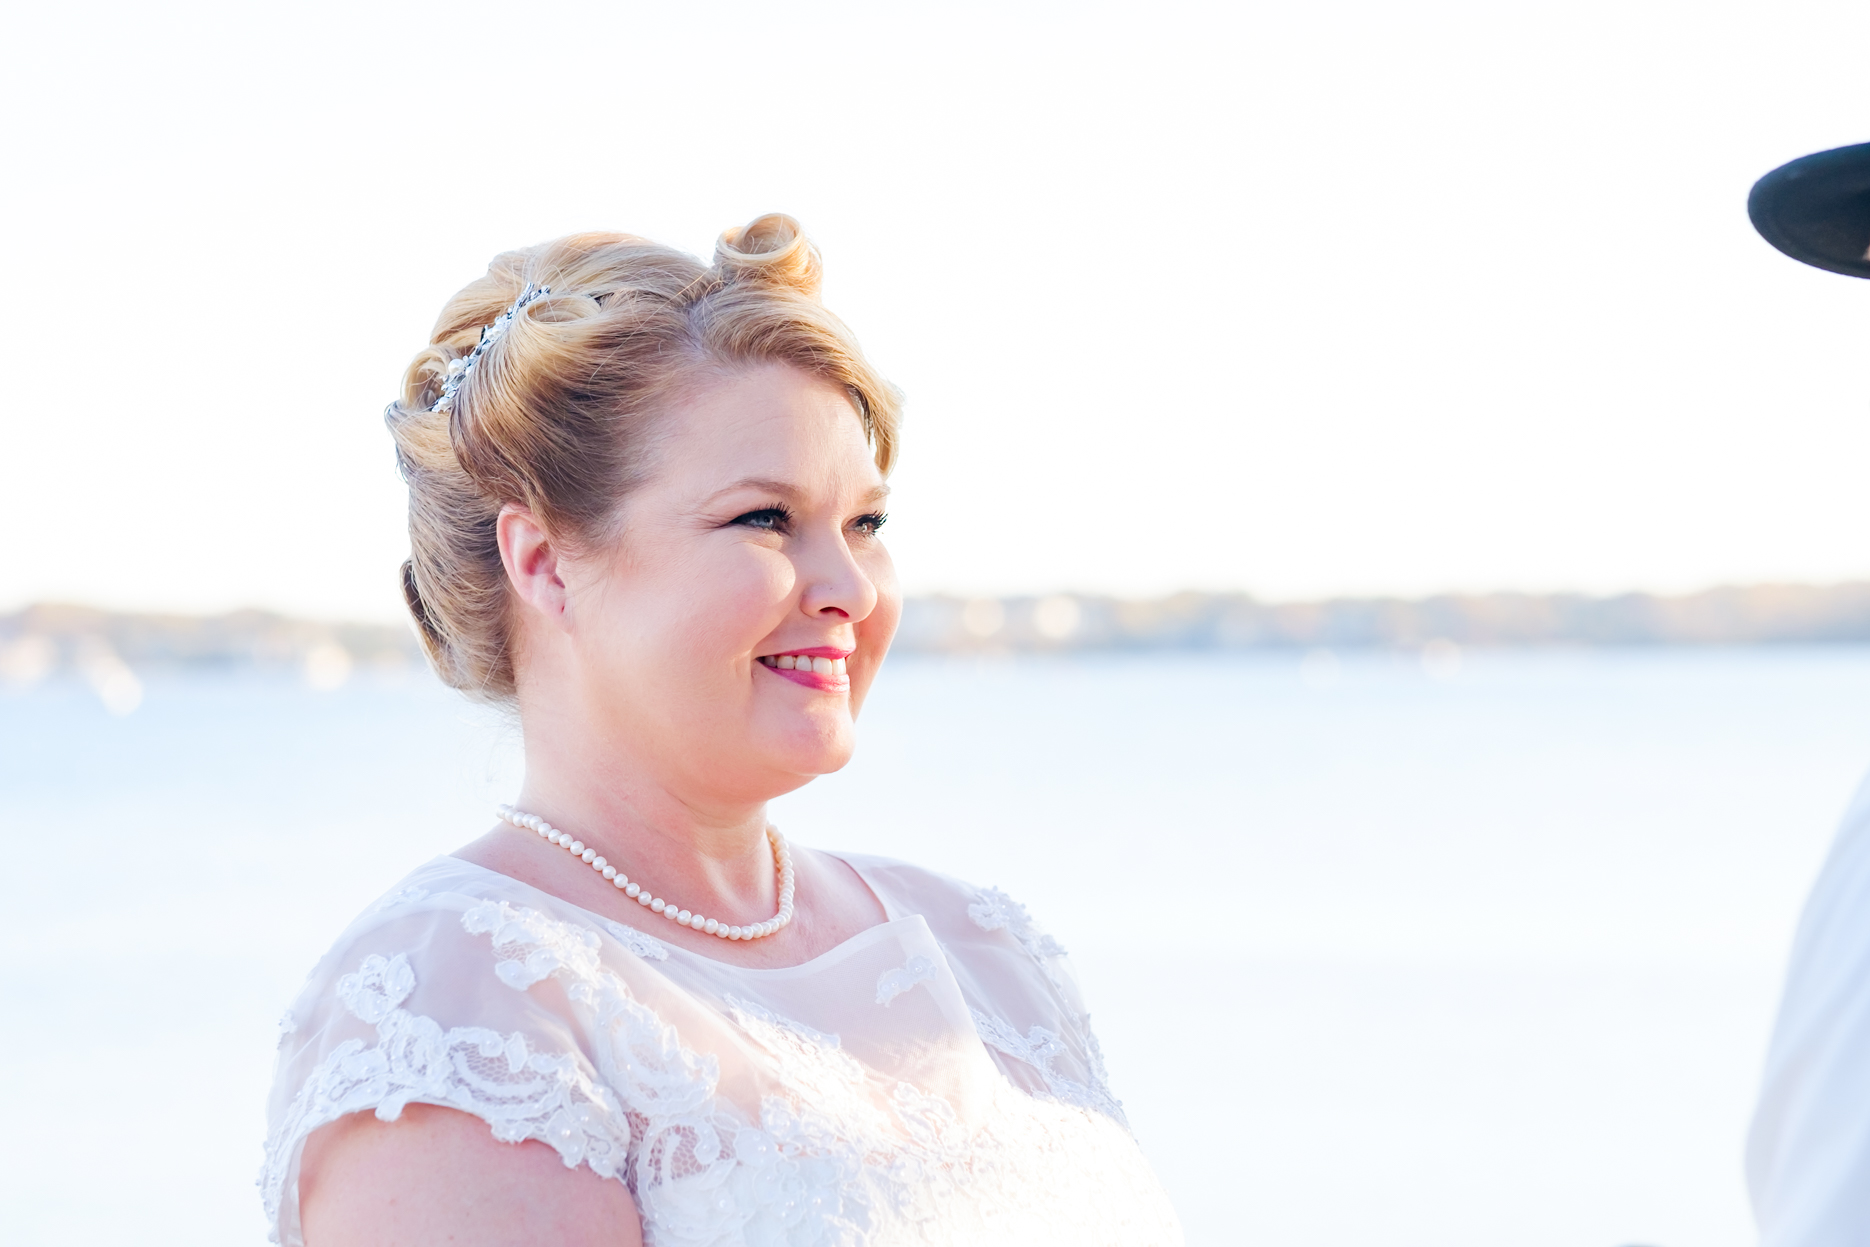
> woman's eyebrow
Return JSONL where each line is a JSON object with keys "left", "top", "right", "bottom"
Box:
{"left": 702, "top": 479, "right": 892, "bottom": 504}
{"left": 704, "top": 477, "right": 798, "bottom": 502}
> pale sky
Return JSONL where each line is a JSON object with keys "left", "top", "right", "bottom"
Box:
{"left": 5, "top": 0, "right": 1870, "bottom": 622}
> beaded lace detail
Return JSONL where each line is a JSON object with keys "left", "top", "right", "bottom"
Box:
{"left": 970, "top": 1008, "right": 1128, "bottom": 1127}
{"left": 968, "top": 885, "right": 1070, "bottom": 985}
{"left": 603, "top": 919, "right": 670, "bottom": 961}
{"left": 259, "top": 953, "right": 632, "bottom": 1234}
{"left": 874, "top": 955, "right": 937, "bottom": 1006}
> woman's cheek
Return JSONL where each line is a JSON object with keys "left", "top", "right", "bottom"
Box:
{"left": 861, "top": 558, "right": 902, "bottom": 649}
{"left": 850, "top": 600, "right": 901, "bottom": 714}
{"left": 749, "top": 549, "right": 804, "bottom": 626}
{"left": 696, "top": 554, "right": 797, "bottom": 660}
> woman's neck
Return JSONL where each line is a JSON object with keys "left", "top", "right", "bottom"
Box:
{"left": 511, "top": 716, "right": 780, "bottom": 917}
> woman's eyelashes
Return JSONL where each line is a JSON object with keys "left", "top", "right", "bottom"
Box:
{"left": 730, "top": 505, "right": 793, "bottom": 533}
{"left": 728, "top": 507, "right": 888, "bottom": 538}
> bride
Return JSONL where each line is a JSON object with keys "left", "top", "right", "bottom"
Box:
{"left": 261, "top": 215, "right": 1182, "bottom": 1246}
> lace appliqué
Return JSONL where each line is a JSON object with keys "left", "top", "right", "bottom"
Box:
{"left": 875, "top": 955, "right": 937, "bottom": 1006}
{"left": 602, "top": 919, "right": 669, "bottom": 961}
{"left": 337, "top": 952, "right": 415, "bottom": 1022}
{"left": 463, "top": 902, "right": 609, "bottom": 990}
{"left": 972, "top": 1008, "right": 1128, "bottom": 1128}
{"left": 373, "top": 884, "right": 430, "bottom": 912}
{"left": 968, "top": 886, "right": 1069, "bottom": 985}
{"left": 724, "top": 995, "right": 964, "bottom": 1234}
{"left": 725, "top": 995, "right": 1165, "bottom": 1243}
{"left": 459, "top": 904, "right": 877, "bottom": 1245}
{"left": 963, "top": 887, "right": 1128, "bottom": 1128}
{"left": 436, "top": 904, "right": 1159, "bottom": 1246}
{"left": 259, "top": 952, "right": 630, "bottom": 1243}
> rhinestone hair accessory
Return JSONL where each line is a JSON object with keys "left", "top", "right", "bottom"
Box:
{"left": 434, "top": 283, "right": 552, "bottom": 415}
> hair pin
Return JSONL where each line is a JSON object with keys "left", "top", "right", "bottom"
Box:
{"left": 435, "top": 284, "right": 551, "bottom": 415}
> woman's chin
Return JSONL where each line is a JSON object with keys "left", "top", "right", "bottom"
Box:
{"left": 721, "top": 744, "right": 853, "bottom": 804}
{"left": 756, "top": 718, "right": 857, "bottom": 783}
{"left": 788, "top": 737, "right": 857, "bottom": 780}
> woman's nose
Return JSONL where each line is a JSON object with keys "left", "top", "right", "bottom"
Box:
{"left": 797, "top": 532, "right": 878, "bottom": 623}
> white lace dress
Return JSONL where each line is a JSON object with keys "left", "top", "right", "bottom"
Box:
{"left": 261, "top": 853, "right": 1183, "bottom": 1246}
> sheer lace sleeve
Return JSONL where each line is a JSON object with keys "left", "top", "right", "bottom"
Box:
{"left": 260, "top": 878, "right": 638, "bottom": 1247}
{"left": 841, "top": 858, "right": 1128, "bottom": 1128}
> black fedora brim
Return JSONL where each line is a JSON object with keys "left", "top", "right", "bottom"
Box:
{"left": 1750, "top": 142, "right": 1870, "bottom": 279}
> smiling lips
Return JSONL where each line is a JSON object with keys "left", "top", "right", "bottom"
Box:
{"left": 758, "top": 650, "right": 851, "bottom": 690}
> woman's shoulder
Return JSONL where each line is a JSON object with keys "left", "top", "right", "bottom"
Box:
{"left": 829, "top": 852, "right": 1076, "bottom": 1010}
{"left": 263, "top": 857, "right": 667, "bottom": 1245}
{"left": 330, "top": 853, "right": 553, "bottom": 921}
{"left": 301, "top": 855, "right": 670, "bottom": 975}
{"left": 301, "top": 855, "right": 519, "bottom": 951}
{"left": 275, "top": 856, "right": 680, "bottom": 1061}
{"left": 835, "top": 851, "right": 1125, "bottom": 1126}
{"left": 835, "top": 852, "right": 1067, "bottom": 960}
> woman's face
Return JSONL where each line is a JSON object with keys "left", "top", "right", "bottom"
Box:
{"left": 555, "top": 364, "right": 900, "bottom": 803}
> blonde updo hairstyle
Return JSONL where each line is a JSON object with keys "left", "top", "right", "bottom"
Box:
{"left": 387, "top": 214, "right": 902, "bottom": 701}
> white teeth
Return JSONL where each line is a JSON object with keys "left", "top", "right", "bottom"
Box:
{"left": 761, "top": 653, "right": 851, "bottom": 677}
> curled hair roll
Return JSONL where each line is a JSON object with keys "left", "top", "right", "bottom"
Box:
{"left": 714, "top": 213, "right": 822, "bottom": 298}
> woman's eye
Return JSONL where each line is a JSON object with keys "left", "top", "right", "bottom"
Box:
{"left": 852, "top": 512, "right": 889, "bottom": 537}
{"left": 731, "top": 507, "right": 792, "bottom": 532}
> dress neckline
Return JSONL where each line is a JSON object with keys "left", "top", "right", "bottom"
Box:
{"left": 435, "top": 852, "right": 915, "bottom": 977}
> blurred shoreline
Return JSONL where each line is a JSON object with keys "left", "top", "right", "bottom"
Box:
{"left": 8, "top": 582, "right": 1870, "bottom": 700}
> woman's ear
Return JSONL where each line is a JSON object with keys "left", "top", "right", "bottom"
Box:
{"left": 496, "top": 504, "right": 571, "bottom": 627}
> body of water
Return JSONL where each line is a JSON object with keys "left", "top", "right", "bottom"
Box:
{"left": 4, "top": 648, "right": 1868, "bottom": 1246}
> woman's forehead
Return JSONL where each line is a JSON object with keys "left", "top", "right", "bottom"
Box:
{"left": 654, "top": 367, "right": 880, "bottom": 489}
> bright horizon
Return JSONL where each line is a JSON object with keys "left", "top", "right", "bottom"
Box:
{"left": 6, "top": 1, "right": 1870, "bottom": 624}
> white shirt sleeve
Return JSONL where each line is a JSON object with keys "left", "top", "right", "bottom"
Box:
{"left": 1749, "top": 771, "right": 1870, "bottom": 1245}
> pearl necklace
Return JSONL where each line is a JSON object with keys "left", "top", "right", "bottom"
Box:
{"left": 497, "top": 805, "right": 794, "bottom": 941}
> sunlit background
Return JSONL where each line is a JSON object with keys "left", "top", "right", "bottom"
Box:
{"left": 6, "top": 0, "right": 1870, "bottom": 616}
{"left": 7, "top": 2, "right": 1870, "bottom": 1245}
